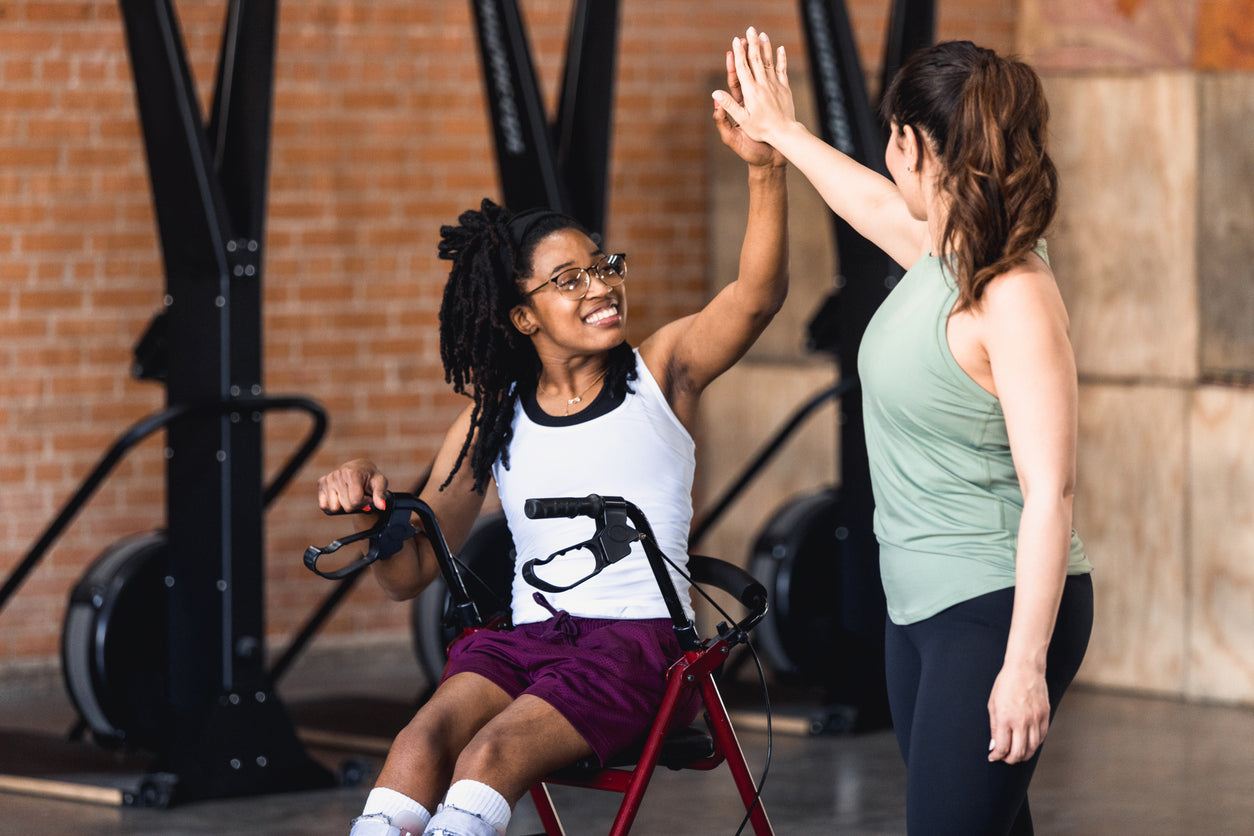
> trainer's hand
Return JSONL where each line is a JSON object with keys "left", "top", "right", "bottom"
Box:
{"left": 711, "top": 27, "right": 795, "bottom": 148}
{"left": 317, "top": 459, "right": 388, "bottom": 514}
{"left": 712, "top": 35, "right": 785, "bottom": 169}
{"left": 987, "top": 661, "right": 1050, "bottom": 764}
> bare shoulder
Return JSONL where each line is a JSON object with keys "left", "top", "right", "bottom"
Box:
{"left": 980, "top": 251, "right": 1070, "bottom": 332}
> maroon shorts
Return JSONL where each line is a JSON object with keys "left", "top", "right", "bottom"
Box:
{"left": 442, "top": 607, "right": 701, "bottom": 764}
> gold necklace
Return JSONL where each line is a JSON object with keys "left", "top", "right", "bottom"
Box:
{"left": 541, "top": 372, "right": 605, "bottom": 415}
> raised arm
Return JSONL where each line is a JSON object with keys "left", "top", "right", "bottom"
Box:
{"left": 712, "top": 27, "right": 927, "bottom": 269}
{"left": 639, "top": 43, "right": 789, "bottom": 428}
{"left": 317, "top": 403, "right": 487, "bottom": 601}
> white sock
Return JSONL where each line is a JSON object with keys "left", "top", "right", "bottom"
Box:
{"left": 441, "top": 780, "right": 511, "bottom": 834}
{"left": 358, "top": 786, "right": 432, "bottom": 834}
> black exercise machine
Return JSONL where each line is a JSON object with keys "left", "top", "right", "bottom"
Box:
{"left": 0, "top": 0, "right": 337, "bottom": 806}
{"left": 470, "top": 0, "right": 618, "bottom": 239}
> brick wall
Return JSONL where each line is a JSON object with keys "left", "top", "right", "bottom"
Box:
{"left": 0, "top": 0, "right": 1015, "bottom": 666}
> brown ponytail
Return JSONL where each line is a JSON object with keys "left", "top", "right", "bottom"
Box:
{"left": 881, "top": 42, "right": 1058, "bottom": 312}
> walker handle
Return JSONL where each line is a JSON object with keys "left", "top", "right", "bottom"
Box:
{"left": 523, "top": 494, "right": 700, "bottom": 649}
{"left": 524, "top": 495, "right": 604, "bottom": 520}
{"left": 303, "top": 492, "right": 416, "bottom": 580}
{"left": 520, "top": 494, "right": 637, "bottom": 592}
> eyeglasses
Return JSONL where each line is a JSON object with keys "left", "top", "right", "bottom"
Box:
{"left": 525, "top": 253, "right": 627, "bottom": 301}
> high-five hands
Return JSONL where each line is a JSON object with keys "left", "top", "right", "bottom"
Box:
{"left": 712, "top": 27, "right": 796, "bottom": 150}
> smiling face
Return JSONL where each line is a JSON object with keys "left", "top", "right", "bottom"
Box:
{"left": 510, "top": 228, "right": 627, "bottom": 357}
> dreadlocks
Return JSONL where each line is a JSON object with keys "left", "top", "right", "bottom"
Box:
{"left": 436, "top": 198, "right": 636, "bottom": 494}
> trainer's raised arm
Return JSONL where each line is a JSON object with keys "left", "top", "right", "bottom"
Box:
{"left": 713, "top": 26, "right": 927, "bottom": 268}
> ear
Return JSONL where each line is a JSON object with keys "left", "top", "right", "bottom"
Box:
{"left": 900, "top": 124, "right": 922, "bottom": 172}
{"left": 510, "top": 304, "right": 538, "bottom": 336}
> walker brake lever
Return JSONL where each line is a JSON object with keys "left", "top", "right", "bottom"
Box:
{"left": 521, "top": 496, "right": 639, "bottom": 593}
{"left": 303, "top": 491, "right": 418, "bottom": 580}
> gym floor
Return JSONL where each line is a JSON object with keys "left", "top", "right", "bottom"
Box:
{"left": 2, "top": 638, "right": 1253, "bottom": 835}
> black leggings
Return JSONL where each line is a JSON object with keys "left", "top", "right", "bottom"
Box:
{"left": 885, "top": 574, "right": 1093, "bottom": 835}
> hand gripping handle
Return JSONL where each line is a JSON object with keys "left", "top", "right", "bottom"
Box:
{"left": 303, "top": 492, "right": 417, "bottom": 580}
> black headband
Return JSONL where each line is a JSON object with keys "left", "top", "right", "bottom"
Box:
{"left": 506, "top": 206, "right": 580, "bottom": 250}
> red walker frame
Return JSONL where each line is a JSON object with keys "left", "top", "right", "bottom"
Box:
{"left": 308, "top": 493, "right": 775, "bottom": 836}
{"left": 528, "top": 625, "right": 774, "bottom": 835}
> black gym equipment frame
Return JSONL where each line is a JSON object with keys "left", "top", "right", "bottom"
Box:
{"left": 790, "top": 0, "right": 933, "bottom": 726}
{"left": 471, "top": 0, "right": 619, "bottom": 239}
{"left": 114, "top": 0, "right": 334, "bottom": 805}
{"left": 201, "top": 0, "right": 625, "bottom": 757}
{"left": 0, "top": 0, "right": 334, "bottom": 807}
{"left": 799, "top": 0, "right": 934, "bottom": 530}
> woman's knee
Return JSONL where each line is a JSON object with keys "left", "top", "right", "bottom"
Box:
{"left": 395, "top": 710, "right": 450, "bottom": 751}
{"left": 394, "top": 673, "right": 512, "bottom": 761}
{"left": 451, "top": 705, "right": 592, "bottom": 802}
{"left": 454, "top": 724, "right": 514, "bottom": 777}
{"left": 387, "top": 712, "right": 459, "bottom": 776}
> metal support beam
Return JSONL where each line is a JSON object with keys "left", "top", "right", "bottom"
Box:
{"left": 554, "top": 0, "right": 619, "bottom": 238}
{"left": 469, "top": 0, "right": 619, "bottom": 241}
{"left": 798, "top": 0, "right": 934, "bottom": 722}
{"left": 116, "top": 0, "right": 332, "bottom": 804}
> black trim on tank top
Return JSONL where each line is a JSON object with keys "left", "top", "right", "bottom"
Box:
{"left": 521, "top": 377, "right": 626, "bottom": 427}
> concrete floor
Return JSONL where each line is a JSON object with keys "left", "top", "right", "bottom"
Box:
{"left": 2, "top": 638, "right": 1253, "bottom": 835}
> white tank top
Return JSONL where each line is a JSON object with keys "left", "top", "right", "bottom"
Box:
{"left": 493, "top": 349, "right": 696, "bottom": 624}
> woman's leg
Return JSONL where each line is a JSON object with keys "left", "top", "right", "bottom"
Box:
{"left": 415, "top": 614, "right": 681, "bottom": 834}
{"left": 901, "top": 589, "right": 1031, "bottom": 835}
{"left": 375, "top": 672, "right": 514, "bottom": 811}
{"left": 900, "top": 576, "right": 1093, "bottom": 836}
{"left": 451, "top": 693, "right": 596, "bottom": 804}
{"left": 884, "top": 616, "right": 922, "bottom": 763}
{"left": 420, "top": 694, "right": 595, "bottom": 835}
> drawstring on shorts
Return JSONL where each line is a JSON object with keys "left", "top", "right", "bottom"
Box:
{"left": 533, "top": 592, "right": 582, "bottom": 642}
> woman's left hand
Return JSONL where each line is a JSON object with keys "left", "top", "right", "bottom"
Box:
{"left": 712, "top": 36, "right": 786, "bottom": 169}
{"left": 987, "top": 661, "right": 1051, "bottom": 764}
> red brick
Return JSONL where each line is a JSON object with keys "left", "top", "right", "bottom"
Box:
{"left": 24, "top": 2, "right": 98, "bottom": 22}
{"left": 0, "top": 146, "right": 62, "bottom": 167}
{"left": 49, "top": 203, "right": 120, "bottom": 224}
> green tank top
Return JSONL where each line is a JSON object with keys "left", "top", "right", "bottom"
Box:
{"left": 858, "top": 247, "right": 1091, "bottom": 625}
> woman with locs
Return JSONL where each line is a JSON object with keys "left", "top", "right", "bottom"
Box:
{"left": 317, "top": 42, "right": 788, "bottom": 836}
{"left": 713, "top": 27, "right": 1093, "bottom": 835}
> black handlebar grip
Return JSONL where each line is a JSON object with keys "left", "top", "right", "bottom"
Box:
{"left": 320, "top": 496, "right": 387, "bottom": 516}
{"left": 524, "top": 495, "right": 603, "bottom": 520}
